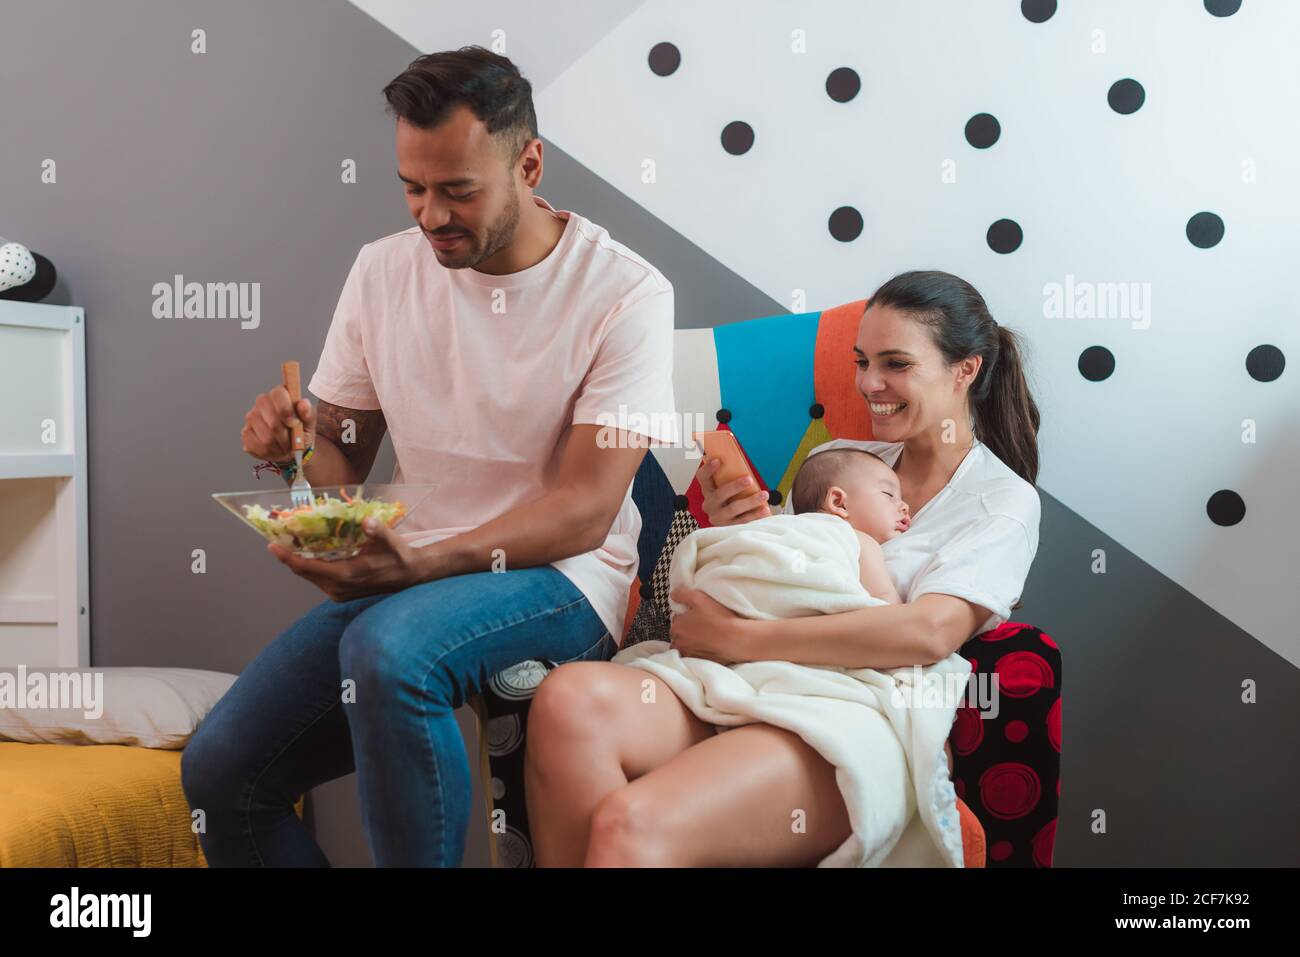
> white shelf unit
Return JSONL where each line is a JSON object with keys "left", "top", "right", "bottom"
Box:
{"left": 0, "top": 301, "right": 89, "bottom": 667}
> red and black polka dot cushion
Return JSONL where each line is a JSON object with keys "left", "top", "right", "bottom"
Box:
{"left": 950, "top": 622, "right": 1061, "bottom": 867}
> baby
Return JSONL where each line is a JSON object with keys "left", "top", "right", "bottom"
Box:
{"left": 679, "top": 448, "right": 945, "bottom": 768}
{"left": 665, "top": 448, "right": 912, "bottom": 622}
{"left": 787, "top": 447, "right": 912, "bottom": 603}
{"left": 787, "top": 448, "right": 952, "bottom": 774}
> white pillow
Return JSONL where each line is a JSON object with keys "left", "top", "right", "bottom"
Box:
{"left": 0, "top": 666, "right": 237, "bottom": 749}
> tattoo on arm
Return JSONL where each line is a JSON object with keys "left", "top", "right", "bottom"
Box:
{"left": 316, "top": 401, "right": 388, "bottom": 481}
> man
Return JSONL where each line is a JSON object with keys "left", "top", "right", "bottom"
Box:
{"left": 181, "top": 46, "right": 677, "bottom": 866}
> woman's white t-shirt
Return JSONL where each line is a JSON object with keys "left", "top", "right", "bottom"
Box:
{"left": 786, "top": 437, "right": 1041, "bottom": 637}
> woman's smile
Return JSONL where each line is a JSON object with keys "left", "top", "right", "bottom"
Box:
{"left": 869, "top": 400, "right": 908, "bottom": 417}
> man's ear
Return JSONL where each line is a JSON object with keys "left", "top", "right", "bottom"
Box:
{"left": 518, "top": 137, "right": 543, "bottom": 188}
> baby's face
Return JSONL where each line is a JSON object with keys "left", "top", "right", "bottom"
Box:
{"left": 821, "top": 459, "right": 911, "bottom": 542}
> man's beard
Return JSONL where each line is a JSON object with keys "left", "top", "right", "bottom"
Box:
{"left": 433, "top": 189, "right": 521, "bottom": 269}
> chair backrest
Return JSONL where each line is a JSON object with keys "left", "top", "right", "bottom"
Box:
{"left": 626, "top": 301, "right": 873, "bottom": 640}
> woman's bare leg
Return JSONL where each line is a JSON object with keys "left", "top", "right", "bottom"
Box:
{"left": 585, "top": 723, "right": 852, "bottom": 867}
{"left": 525, "top": 661, "right": 716, "bottom": 867}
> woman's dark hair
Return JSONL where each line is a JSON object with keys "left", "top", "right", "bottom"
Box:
{"left": 382, "top": 46, "right": 537, "bottom": 160}
{"left": 868, "top": 270, "right": 1040, "bottom": 486}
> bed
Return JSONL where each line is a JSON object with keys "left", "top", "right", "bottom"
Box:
{"left": 0, "top": 742, "right": 204, "bottom": 867}
{"left": 0, "top": 742, "right": 306, "bottom": 867}
{"left": 0, "top": 666, "right": 305, "bottom": 867}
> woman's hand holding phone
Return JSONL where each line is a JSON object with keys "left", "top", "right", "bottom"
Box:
{"left": 697, "top": 457, "right": 772, "bottom": 526}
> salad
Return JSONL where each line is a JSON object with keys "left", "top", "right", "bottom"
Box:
{"left": 242, "top": 487, "right": 407, "bottom": 558}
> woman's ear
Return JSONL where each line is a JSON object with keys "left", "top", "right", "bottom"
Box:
{"left": 954, "top": 354, "right": 983, "bottom": 391}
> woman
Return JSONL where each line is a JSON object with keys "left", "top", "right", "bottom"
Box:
{"left": 524, "top": 270, "right": 1042, "bottom": 866}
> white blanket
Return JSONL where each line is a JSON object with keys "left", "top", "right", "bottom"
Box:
{"left": 665, "top": 512, "right": 887, "bottom": 619}
{"left": 613, "top": 512, "right": 970, "bottom": 867}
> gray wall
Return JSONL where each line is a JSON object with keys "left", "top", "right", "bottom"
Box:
{"left": 3, "top": 0, "right": 1296, "bottom": 867}
{"left": 0, "top": 0, "right": 646, "bottom": 868}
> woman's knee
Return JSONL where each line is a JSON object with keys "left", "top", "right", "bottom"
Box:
{"left": 586, "top": 788, "right": 673, "bottom": 867}
{"left": 529, "top": 662, "right": 625, "bottom": 746}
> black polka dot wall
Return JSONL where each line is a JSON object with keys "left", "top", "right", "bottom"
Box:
{"left": 825, "top": 67, "right": 860, "bottom": 103}
{"left": 1245, "top": 345, "right": 1284, "bottom": 382}
{"left": 1108, "top": 78, "right": 1146, "bottom": 115}
{"left": 828, "top": 206, "right": 863, "bottom": 242}
{"left": 1186, "top": 211, "right": 1225, "bottom": 248}
{"left": 1207, "top": 490, "right": 1246, "bottom": 527}
{"left": 648, "top": 42, "right": 680, "bottom": 76}
{"left": 986, "top": 219, "right": 1022, "bottom": 254}
{"left": 965, "top": 113, "right": 1001, "bottom": 149}
{"left": 639, "top": 6, "right": 1275, "bottom": 559}
{"left": 720, "top": 121, "right": 754, "bottom": 155}
{"left": 1078, "top": 346, "right": 1115, "bottom": 382}
{"left": 1204, "top": 0, "right": 1242, "bottom": 16}
{"left": 1021, "top": 0, "right": 1057, "bottom": 23}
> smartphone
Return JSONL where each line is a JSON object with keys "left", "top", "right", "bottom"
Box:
{"left": 693, "top": 430, "right": 760, "bottom": 503}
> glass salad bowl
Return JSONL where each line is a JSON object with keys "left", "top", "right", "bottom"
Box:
{"left": 213, "top": 483, "right": 437, "bottom": 560}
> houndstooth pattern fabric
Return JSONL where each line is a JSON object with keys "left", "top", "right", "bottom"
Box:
{"left": 622, "top": 508, "right": 699, "bottom": 648}
{"left": 625, "top": 592, "right": 670, "bottom": 647}
{"left": 651, "top": 509, "right": 699, "bottom": 617}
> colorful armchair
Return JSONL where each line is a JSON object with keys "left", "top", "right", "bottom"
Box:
{"left": 472, "top": 301, "right": 1062, "bottom": 868}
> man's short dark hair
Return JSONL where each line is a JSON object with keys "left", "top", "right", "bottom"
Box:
{"left": 382, "top": 46, "right": 538, "bottom": 160}
{"left": 790, "top": 448, "right": 889, "bottom": 515}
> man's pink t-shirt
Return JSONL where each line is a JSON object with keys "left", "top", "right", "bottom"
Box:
{"left": 307, "top": 196, "right": 678, "bottom": 643}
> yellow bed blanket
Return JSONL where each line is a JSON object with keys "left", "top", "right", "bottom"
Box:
{"left": 0, "top": 742, "right": 207, "bottom": 867}
{"left": 0, "top": 742, "right": 308, "bottom": 869}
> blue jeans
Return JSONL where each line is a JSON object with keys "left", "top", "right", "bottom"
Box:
{"left": 180, "top": 566, "right": 612, "bottom": 866}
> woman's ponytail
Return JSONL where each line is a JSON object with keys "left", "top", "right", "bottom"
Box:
{"left": 973, "top": 324, "right": 1040, "bottom": 486}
